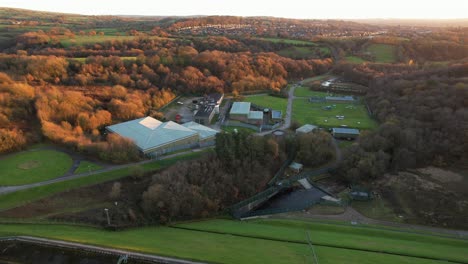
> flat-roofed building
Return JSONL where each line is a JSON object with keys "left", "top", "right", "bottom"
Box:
{"left": 107, "top": 117, "right": 203, "bottom": 157}
{"left": 271, "top": 110, "right": 282, "bottom": 122}
{"left": 325, "top": 96, "right": 355, "bottom": 103}
{"left": 194, "top": 104, "right": 216, "bottom": 125}
{"left": 229, "top": 102, "right": 251, "bottom": 122}
{"left": 182, "top": 121, "right": 219, "bottom": 147}
{"left": 247, "top": 111, "right": 263, "bottom": 125}
{"left": 331, "top": 127, "right": 360, "bottom": 139}
{"left": 296, "top": 124, "right": 318, "bottom": 134}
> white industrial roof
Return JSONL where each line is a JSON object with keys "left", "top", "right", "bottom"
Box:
{"left": 296, "top": 124, "right": 318, "bottom": 134}
{"left": 332, "top": 127, "right": 360, "bottom": 134}
{"left": 230, "top": 102, "right": 251, "bottom": 115}
{"left": 182, "top": 121, "right": 219, "bottom": 140}
{"left": 248, "top": 111, "right": 263, "bottom": 120}
{"left": 107, "top": 117, "right": 197, "bottom": 152}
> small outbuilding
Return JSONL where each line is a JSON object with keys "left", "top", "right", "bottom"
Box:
{"left": 331, "top": 127, "right": 360, "bottom": 139}
{"left": 296, "top": 124, "right": 318, "bottom": 134}
{"left": 289, "top": 162, "right": 304, "bottom": 173}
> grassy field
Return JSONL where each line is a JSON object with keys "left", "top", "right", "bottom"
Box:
{"left": 0, "top": 219, "right": 465, "bottom": 264}
{"left": 60, "top": 35, "right": 138, "bottom": 47}
{"left": 74, "top": 161, "right": 103, "bottom": 174}
{"left": 277, "top": 46, "right": 331, "bottom": 59}
{"left": 294, "top": 87, "right": 329, "bottom": 98}
{"left": 242, "top": 95, "right": 288, "bottom": 115}
{"left": 345, "top": 56, "right": 367, "bottom": 63}
{"left": 175, "top": 219, "right": 468, "bottom": 263}
{"left": 0, "top": 150, "right": 210, "bottom": 211}
{"left": 222, "top": 126, "right": 257, "bottom": 133}
{"left": 68, "top": 56, "right": 137, "bottom": 63}
{"left": 292, "top": 99, "right": 378, "bottom": 130}
{"left": 257, "top": 37, "right": 317, "bottom": 46}
{"left": 0, "top": 150, "right": 73, "bottom": 186}
{"left": 366, "top": 44, "right": 397, "bottom": 63}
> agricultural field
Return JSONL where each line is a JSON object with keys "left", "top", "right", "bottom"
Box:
{"left": 68, "top": 57, "right": 137, "bottom": 63}
{"left": 243, "top": 95, "right": 288, "bottom": 115}
{"left": 366, "top": 44, "right": 397, "bottom": 63}
{"left": 60, "top": 35, "right": 139, "bottom": 47}
{"left": 1, "top": 219, "right": 466, "bottom": 264}
{"left": 345, "top": 56, "right": 367, "bottom": 63}
{"left": 256, "top": 37, "right": 317, "bottom": 45}
{"left": 292, "top": 98, "right": 378, "bottom": 130}
{"left": 277, "top": 46, "right": 331, "bottom": 59}
{"left": 0, "top": 149, "right": 73, "bottom": 186}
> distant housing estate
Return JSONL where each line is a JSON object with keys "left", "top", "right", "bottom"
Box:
{"left": 106, "top": 117, "right": 218, "bottom": 157}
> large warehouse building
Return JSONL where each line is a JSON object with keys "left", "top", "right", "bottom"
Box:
{"left": 106, "top": 117, "right": 218, "bottom": 157}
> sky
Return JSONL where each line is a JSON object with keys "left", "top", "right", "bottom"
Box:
{"left": 0, "top": 0, "right": 467, "bottom": 19}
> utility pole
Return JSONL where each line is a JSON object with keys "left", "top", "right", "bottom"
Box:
{"left": 104, "top": 208, "right": 110, "bottom": 226}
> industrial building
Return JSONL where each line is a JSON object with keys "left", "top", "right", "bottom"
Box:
{"left": 325, "top": 96, "right": 355, "bottom": 103}
{"left": 194, "top": 93, "right": 224, "bottom": 125}
{"left": 106, "top": 117, "right": 219, "bottom": 157}
{"left": 331, "top": 127, "right": 360, "bottom": 139}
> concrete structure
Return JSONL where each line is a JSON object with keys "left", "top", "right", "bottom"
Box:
{"left": 182, "top": 121, "right": 219, "bottom": 147}
{"left": 325, "top": 96, "right": 355, "bottom": 103}
{"left": 289, "top": 162, "right": 303, "bottom": 173}
{"left": 107, "top": 117, "right": 219, "bottom": 157}
{"left": 296, "top": 124, "right": 318, "bottom": 134}
{"left": 331, "top": 127, "right": 360, "bottom": 139}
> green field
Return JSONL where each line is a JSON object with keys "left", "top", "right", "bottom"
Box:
{"left": 277, "top": 46, "right": 331, "bottom": 59}
{"left": 0, "top": 150, "right": 210, "bottom": 211}
{"left": 345, "top": 56, "right": 367, "bottom": 63}
{"left": 292, "top": 98, "right": 378, "bottom": 130}
{"left": 0, "top": 150, "right": 73, "bottom": 186}
{"left": 366, "top": 44, "right": 397, "bottom": 63}
{"left": 0, "top": 219, "right": 466, "bottom": 264}
{"left": 301, "top": 74, "right": 332, "bottom": 85}
{"left": 60, "top": 35, "right": 138, "bottom": 47}
{"left": 74, "top": 161, "right": 103, "bottom": 174}
{"left": 243, "top": 95, "right": 288, "bottom": 116}
{"left": 68, "top": 56, "right": 137, "bottom": 63}
{"left": 222, "top": 126, "right": 257, "bottom": 133}
{"left": 294, "top": 86, "right": 329, "bottom": 97}
{"left": 257, "top": 37, "right": 317, "bottom": 46}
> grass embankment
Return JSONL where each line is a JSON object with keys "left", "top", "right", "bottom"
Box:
{"left": 292, "top": 98, "right": 377, "bottom": 130}
{"left": 0, "top": 150, "right": 73, "bottom": 186}
{"left": 74, "top": 161, "right": 103, "bottom": 174}
{"left": 174, "top": 219, "right": 468, "bottom": 263}
{"left": 366, "top": 44, "right": 397, "bottom": 63}
{"left": 0, "top": 219, "right": 465, "bottom": 264}
{"left": 0, "top": 150, "right": 210, "bottom": 211}
{"left": 243, "top": 95, "right": 288, "bottom": 116}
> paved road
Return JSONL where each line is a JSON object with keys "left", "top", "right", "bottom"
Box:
{"left": 1, "top": 236, "right": 206, "bottom": 264}
{"left": 0, "top": 147, "right": 212, "bottom": 196}
{"left": 256, "top": 83, "right": 297, "bottom": 136}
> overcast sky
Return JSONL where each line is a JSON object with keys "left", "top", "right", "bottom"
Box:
{"left": 1, "top": 0, "right": 467, "bottom": 19}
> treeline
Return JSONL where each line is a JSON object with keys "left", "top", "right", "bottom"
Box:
{"left": 141, "top": 132, "right": 285, "bottom": 223}
{"left": 337, "top": 64, "right": 468, "bottom": 183}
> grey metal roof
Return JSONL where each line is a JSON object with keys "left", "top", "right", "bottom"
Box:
{"left": 182, "top": 121, "right": 219, "bottom": 140}
{"left": 332, "top": 127, "right": 360, "bottom": 135}
{"left": 296, "top": 124, "right": 317, "bottom": 133}
{"left": 271, "top": 110, "right": 282, "bottom": 119}
{"left": 106, "top": 117, "right": 198, "bottom": 152}
{"left": 326, "top": 96, "right": 355, "bottom": 101}
{"left": 230, "top": 102, "right": 251, "bottom": 115}
{"left": 194, "top": 104, "right": 216, "bottom": 117}
{"left": 248, "top": 111, "right": 263, "bottom": 120}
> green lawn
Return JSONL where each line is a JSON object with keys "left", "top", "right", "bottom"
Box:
{"left": 222, "top": 126, "right": 257, "bottom": 133}
{"left": 294, "top": 86, "right": 329, "bottom": 97}
{"left": 0, "top": 150, "right": 73, "bottom": 186}
{"left": 345, "top": 56, "right": 367, "bottom": 63}
{"left": 68, "top": 56, "right": 137, "bottom": 63}
{"left": 0, "top": 221, "right": 462, "bottom": 264}
{"left": 175, "top": 219, "right": 468, "bottom": 263}
{"left": 243, "top": 95, "right": 288, "bottom": 116}
{"left": 0, "top": 150, "right": 210, "bottom": 211}
{"left": 74, "top": 161, "right": 103, "bottom": 174}
{"left": 366, "top": 44, "right": 397, "bottom": 63}
{"left": 60, "top": 35, "right": 138, "bottom": 47}
{"left": 292, "top": 98, "right": 378, "bottom": 130}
